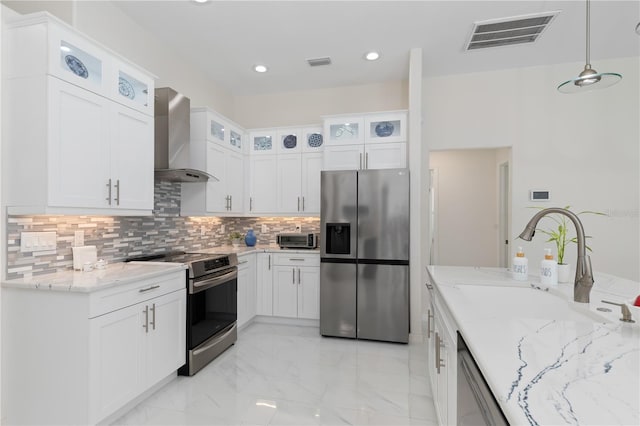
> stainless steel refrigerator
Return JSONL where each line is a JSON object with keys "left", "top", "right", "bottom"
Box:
{"left": 320, "top": 169, "right": 409, "bottom": 343}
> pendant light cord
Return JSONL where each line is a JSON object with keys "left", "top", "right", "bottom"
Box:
{"left": 585, "top": 0, "right": 591, "bottom": 68}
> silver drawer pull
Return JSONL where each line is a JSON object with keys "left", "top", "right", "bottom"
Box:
{"left": 139, "top": 285, "right": 160, "bottom": 293}
{"left": 142, "top": 305, "right": 149, "bottom": 333}
{"left": 289, "top": 258, "right": 305, "bottom": 261}
{"left": 238, "top": 260, "right": 248, "bottom": 265}
{"left": 150, "top": 303, "right": 156, "bottom": 330}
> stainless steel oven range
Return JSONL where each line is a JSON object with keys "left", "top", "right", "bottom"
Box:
{"left": 126, "top": 251, "right": 238, "bottom": 376}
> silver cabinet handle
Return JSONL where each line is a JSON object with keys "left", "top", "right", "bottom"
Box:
{"left": 250, "top": 197, "right": 253, "bottom": 211}
{"left": 238, "top": 260, "right": 248, "bottom": 265}
{"left": 359, "top": 153, "right": 363, "bottom": 170}
{"left": 297, "top": 196, "right": 300, "bottom": 211}
{"left": 426, "top": 282, "right": 434, "bottom": 290}
{"left": 139, "top": 285, "right": 160, "bottom": 293}
{"left": 292, "top": 268, "right": 295, "bottom": 284}
{"left": 268, "top": 254, "right": 271, "bottom": 270}
{"left": 150, "top": 303, "right": 156, "bottom": 330}
{"left": 298, "top": 268, "right": 301, "bottom": 284}
{"left": 435, "top": 332, "right": 445, "bottom": 374}
{"left": 365, "top": 152, "right": 369, "bottom": 169}
{"left": 289, "top": 258, "right": 305, "bottom": 261}
{"left": 229, "top": 195, "right": 233, "bottom": 211}
{"left": 427, "top": 309, "right": 434, "bottom": 339}
{"left": 142, "top": 305, "right": 149, "bottom": 333}
{"left": 302, "top": 197, "right": 305, "bottom": 211}
{"left": 106, "top": 179, "right": 112, "bottom": 205}
{"left": 114, "top": 179, "right": 120, "bottom": 206}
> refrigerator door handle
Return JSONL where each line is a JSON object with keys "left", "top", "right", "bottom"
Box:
{"left": 359, "top": 153, "right": 362, "bottom": 170}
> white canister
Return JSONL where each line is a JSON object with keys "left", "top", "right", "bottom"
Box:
{"left": 511, "top": 247, "right": 528, "bottom": 281}
{"left": 540, "top": 248, "right": 558, "bottom": 287}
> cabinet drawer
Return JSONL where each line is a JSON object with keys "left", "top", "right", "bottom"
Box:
{"left": 272, "top": 253, "right": 320, "bottom": 267}
{"left": 89, "top": 270, "right": 186, "bottom": 318}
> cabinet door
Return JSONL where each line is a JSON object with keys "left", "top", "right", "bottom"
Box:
{"left": 246, "top": 255, "right": 257, "bottom": 320}
{"left": 249, "top": 130, "right": 277, "bottom": 155}
{"left": 322, "top": 145, "right": 364, "bottom": 171}
{"left": 256, "top": 253, "right": 273, "bottom": 316}
{"left": 205, "top": 143, "right": 228, "bottom": 212}
{"left": 297, "top": 267, "right": 320, "bottom": 319}
{"left": 48, "top": 78, "right": 111, "bottom": 208}
{"left": 433, "top": 314, "right": 449, "bottom": 426}
{"left": 237, "top": 261, "right": 249, "bottom": 327}
{"left": 248, "top": 155, "right": 278, "bottom": 213}
{"left": 226, "top": 151, "right": 244, "bottom": 213}
{"left": 144, "top": 289, "right": 186, "bottom": 387}
{"left": 89, "top": 303, "right": 143, "bottom": 422}
{"left": 365, "top": 142, "right": 407, "bottom": 170}
{"left": 277, "top": 154, "right": 302, "bottom": 213}
{"left": 276, "top": 128, "right": 302, "bottom": 154}
{"left": 301, "top": 153, "right": 322, "bottom": 214}
{"left": 364, "top": 112, "right": 407, "bottom": 144}
{"left": 301, "top": 126, "right": 324, "bottom": 153}
{"left": 272, "top": 266, "right": 298, "bottom": 318}
{"left": 110, "top": 105, "right": 154, "bottom": 210}
{"left": 324, "top": 116, "right": 364, "bottom": 145}
{"left": 114, "top": 64, "right": 153, "bottom": 116}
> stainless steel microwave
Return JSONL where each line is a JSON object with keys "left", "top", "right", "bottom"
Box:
{"left": 276, "top": 233, "right": 319, "bottom": 249}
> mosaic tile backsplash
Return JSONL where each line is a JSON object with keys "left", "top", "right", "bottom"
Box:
{"left": 6, "top": 182, "right": 319, "bottom": 279}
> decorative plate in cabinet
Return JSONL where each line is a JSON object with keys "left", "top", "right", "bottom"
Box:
{"left": 116, "top": 69, "right": 152, "bottom": 114}
{"left": 58, "top": 40, "right": 103, "bottom": 88}
{"left": 364, "top": 112, "right": 407, "bottom": 144}
{"left": 249, "top": 130, "right": 277, "bottom": 155}
{"left": 301, "top": 126, "right": 324, "bottom": 152}
{"left": 276, "top": 129, "right": 302, "bottom": 153}
{"left": 324, "top": 117, "right": 364, "bottom": 145}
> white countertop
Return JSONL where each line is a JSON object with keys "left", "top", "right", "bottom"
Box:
{"left": 191, "top": 245, "right": 320, "bottom": 256}
{"left": 428, "top": 266, "right": 639, "bottom": 426}
{"left": 2, "top": 261, "right": 187, "bottom": 293}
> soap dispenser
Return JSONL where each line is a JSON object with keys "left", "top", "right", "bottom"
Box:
{"left": 540, "top": 248, "right": 558, "bottom": 287}
{"left": 511, "top": 246, "right": 528, "bottom": 281}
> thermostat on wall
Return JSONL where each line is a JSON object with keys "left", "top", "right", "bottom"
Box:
{"left": 530, "top": 190, "right": 551, "bottom": 201}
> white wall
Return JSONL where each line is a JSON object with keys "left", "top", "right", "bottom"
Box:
{"left": 424, "top": 57, "right": 640, "bottom": 280}
{"left": 2, "top": 0, "right": 235, "bottom": 117}
{"left": 234, "top": 80, "right": 408, "bottom": 128}
{"left": 430, "top": 149, "right": 502, "bottom": 267}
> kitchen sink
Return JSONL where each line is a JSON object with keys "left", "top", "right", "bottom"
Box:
{"left": 452, "top": 284, "right": 611, "bottom": 323}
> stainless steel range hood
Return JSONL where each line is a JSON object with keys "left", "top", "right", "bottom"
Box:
{"left": 154, "top": 87, "right": 218, "bottom": 183}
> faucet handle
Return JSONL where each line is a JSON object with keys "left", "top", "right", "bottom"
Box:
{"left": 601, "top": 300, "right": 636, "bottom": 323}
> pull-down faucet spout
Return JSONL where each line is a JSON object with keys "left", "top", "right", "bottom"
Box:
{"left": 518, "top": 208, "right": 594, "bottom": 303}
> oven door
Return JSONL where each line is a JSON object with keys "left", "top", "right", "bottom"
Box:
{"left": 187, "top": 267, "right": 237, "bottom": 350}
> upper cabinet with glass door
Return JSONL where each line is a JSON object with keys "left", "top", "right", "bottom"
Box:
{"left": 5, "top": 12, "right": 155, "bottom": 116}
{"left": 323, "top": 116, "right": 365, "bottom": 146}
{"left": 249, "top": 129, "right": 278, "bottom": 155}
{"left": 276, "top": 128, "right": 302, "bottom": 154}
{"left": 190, "top": 107, "right": 244, "bottom": 153}
{"left": 364, "top": 111, "right": 407, "bottom": 144}
{"left": 301, "top": 126, "right": 324, "bottom": 153}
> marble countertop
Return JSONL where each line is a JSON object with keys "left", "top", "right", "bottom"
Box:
{"left": 190, "top": 245, "right": 320, "bottom": 256}
{"left": 2, "top": 261, "right": 187, "bottom": 293}
{"left": 427, "top": 266, "right": 639, "bottom": 426}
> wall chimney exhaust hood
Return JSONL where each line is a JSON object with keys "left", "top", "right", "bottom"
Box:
{"left": 154, "top": 87, "right": 218, "bottom": 183}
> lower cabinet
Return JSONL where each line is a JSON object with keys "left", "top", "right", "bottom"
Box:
{"left": 1, "top": 269, "right": 186, "bottom": 425}
{"left": 272, "top": 253, "right": 320, "bottom": 320}
{"left": 256, "top": 252, "right": 274, "bottom": 315}
{"left": 426, "top": 281, "right": 458, "bottom": 426}
{"left": 237, "top": 254, "right": 257, "bottom": 328}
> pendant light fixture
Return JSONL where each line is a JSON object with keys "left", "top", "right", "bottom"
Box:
{"left": 557, "top": 0, "right": 622, "bottom": 93}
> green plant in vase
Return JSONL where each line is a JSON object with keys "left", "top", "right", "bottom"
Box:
{"left": 532, "top": 205, "right": 606, "bottom": 282}
{"left": 228, "top": 231, "right": 243, "bottom": 247}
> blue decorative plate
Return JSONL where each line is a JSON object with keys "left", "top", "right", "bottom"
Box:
{"left": 308, "top": 133, "right": 323, "bottom": 147}
{"left": 118, "top": 77, "right": 135, "bottom": 99}
{"left": 375, "top": 121, "right": 394, "bottom": 137}
{"left": 283, "top": 134, "right": 297, "bottom": 149}
{"left": 64, "top": 55, "right": 88, "bottom": 79}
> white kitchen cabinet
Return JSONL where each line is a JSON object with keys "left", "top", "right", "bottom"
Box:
{"left": 256, "top": 252, "right": 274, "bottom": 316}
{"left": 248, "top": 155, "right": 278, "bottom": 213}
{"left": 249, "top": 129, "right": 278, "bottom": 155}
{"left": 272, "top": 253, "right": 320, "bottom": 320}
{"left": 180, "top": 142, "right": 244, "bottom": 215}
{"left": 89, "top": 288, "right": 185, "bottom": 422}
{"left": 190, "top": 107, "right": 244, "bottom": 153}
{"left": 276, "top": 153, "right": 322, "bottom": 214}
{"left": 237, "top": 254, "right": 257, "bottom": 328}
{"left": 323, "top": 111, "right": 407, "bottom": 171}
{"left": 3, "top": 13, "right": 155, "bottom": 215}
{"left": 2, "top": 269, "right": 186, "bottom": 425}
{"left": 426, "top": 273, "right": 458, "bottom": 426}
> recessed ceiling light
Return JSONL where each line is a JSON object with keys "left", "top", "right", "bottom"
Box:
{"left": 192, "top": 0, "right": 209, "bottom": 3}
{"left": 365, "top": 51, "right": 380, "bottom": 61}
{"left": 254, "top": 64, "right": 268, "bottom": 73}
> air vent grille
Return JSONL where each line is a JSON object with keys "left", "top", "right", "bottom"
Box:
{"left": 466, "top": 11, "right": 559, "bottom": 51}
{"left": 307, "top": 57, "right": 332, "bottom": 67}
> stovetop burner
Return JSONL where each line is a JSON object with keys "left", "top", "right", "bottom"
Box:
{"left": 126, "top": 251, "right": 237, "bottom": 278}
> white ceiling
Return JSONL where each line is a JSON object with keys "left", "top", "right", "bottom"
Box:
{"left": 115, "top": 0, "right": 640, "bottom": 96}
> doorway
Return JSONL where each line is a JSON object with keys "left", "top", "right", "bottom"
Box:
{"left": 428, "top": 148, "right": 511, "bottom": 267}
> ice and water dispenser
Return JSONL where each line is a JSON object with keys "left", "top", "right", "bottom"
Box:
{"left": 325, "top": 223, "right": 351, "bottom": 255}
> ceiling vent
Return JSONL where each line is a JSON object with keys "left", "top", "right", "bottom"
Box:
{"left": 466, "top": 11, "right": 560, "bottom": 51}
{"left": 307, "top": 57, "right": 332, "bottom": 67}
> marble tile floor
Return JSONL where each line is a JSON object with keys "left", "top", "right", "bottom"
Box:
{"left": 113, "top": 322, "right": 438, "bottom": 425}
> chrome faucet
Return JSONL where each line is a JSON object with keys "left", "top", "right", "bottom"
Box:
{"left": 518, "top": 208, "right": 594, "bottom": 303}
